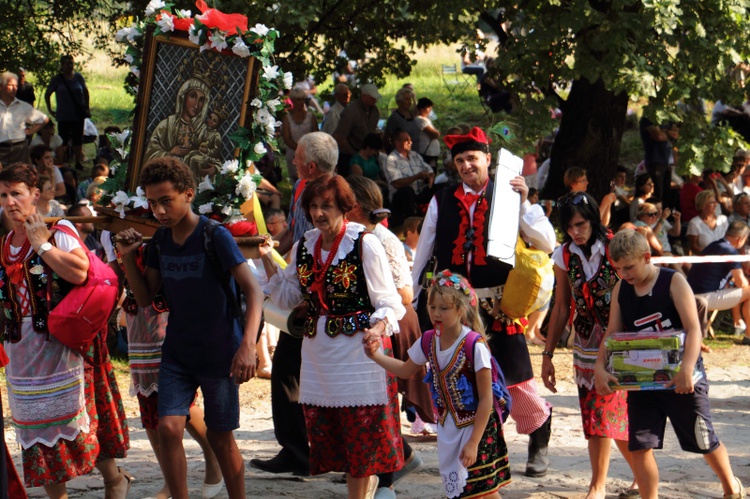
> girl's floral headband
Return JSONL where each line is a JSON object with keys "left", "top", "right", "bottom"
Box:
{"left": 428, "top": 270, "right": 477, "bottom": 307}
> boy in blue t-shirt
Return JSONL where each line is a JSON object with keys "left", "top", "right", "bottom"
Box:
{"left": 117, "top": 157, "right": 263, "bottom": 499}
{"left": 594, "top": 230, "right": 744, "bottom": 499}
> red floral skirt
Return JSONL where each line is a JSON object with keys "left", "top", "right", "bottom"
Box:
{"left": 303, "top": 337, "right": 404, "bottom": 478}
{"left": 578, "top": 385, "right": 628, "bottom": 440}
{"left": 136, "top": 392, "right": 198, "bottom": 430}
{"left": 22, "top": 332, "right": 129, "bottom": 486}
{"left": 137, "top": 393, "right": 160, "bottom": 429}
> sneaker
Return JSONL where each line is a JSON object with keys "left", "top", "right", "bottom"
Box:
{"left": 741, "top": 336, "right": 750, "bottom": 346}
{"left": 392, "top": 453, "right": 424, "bottom": 485}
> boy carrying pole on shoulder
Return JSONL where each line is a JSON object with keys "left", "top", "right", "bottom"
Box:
{"left": 116, "top": 157, "right": 264, "bottom": 499}
{"left": 594, "top": 229, "right": 745, "bottom": 499}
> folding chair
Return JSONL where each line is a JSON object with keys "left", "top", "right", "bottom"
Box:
{"left": 441, "top": 64, "right": 472, "bottom": 98}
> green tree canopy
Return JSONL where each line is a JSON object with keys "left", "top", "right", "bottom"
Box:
{"left": 10, "top": 0, "right": 749, "bottom": 202}
{"left": 0, "top": 0, "right": 110, "bottom": 84}
{"left": 488, "top": 0, "right": 750, "bottom": 199}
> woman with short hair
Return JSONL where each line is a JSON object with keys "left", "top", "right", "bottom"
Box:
{"left": 687, "top": 190, "right": 729, "bottom": 255}
{"left": 0, "top": 163, "right": 130, "bottom": 498}
{"left": 260, "top": 174, "right": 405, "bottom": 498}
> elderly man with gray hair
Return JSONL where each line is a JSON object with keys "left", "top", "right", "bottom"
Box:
{"left": 0, "top": 71, "right": 49, "bottom": 165}
{"left": 384, "top": 86, "right": 420, "bottom": 153}
{"left": 321, "top": 83, "right": 351, "bottom": 136}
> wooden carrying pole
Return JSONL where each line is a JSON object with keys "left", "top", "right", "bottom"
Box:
{"left": 44, "top": 216, "right": 110, "bottom": 224}
{"left": 43, "top": 216, "right": 276, "bottom": 251}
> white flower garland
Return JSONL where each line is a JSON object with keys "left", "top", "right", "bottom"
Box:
{"left": 104, "top": 2, "right": 292, "bottom": 223}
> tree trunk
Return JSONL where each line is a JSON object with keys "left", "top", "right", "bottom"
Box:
{"left": 542, "top": 78, "right": 628, "bottom": 203}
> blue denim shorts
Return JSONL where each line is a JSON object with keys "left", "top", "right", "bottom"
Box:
{"left": 158, "top": 361, "right": 240, "bottom": 432}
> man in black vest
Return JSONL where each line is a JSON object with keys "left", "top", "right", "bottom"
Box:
{"left": 411, "top": 127, "right": 556, "bottom": 477}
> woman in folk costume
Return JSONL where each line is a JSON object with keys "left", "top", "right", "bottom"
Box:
{"left": 541, "top": 191, "right": 638, "bottom": 499}
{"left": 259, "top": 174, "right": 406, "bottom": 498}
{"left": 0, "top": 164, "right": 130, "bottom": 498}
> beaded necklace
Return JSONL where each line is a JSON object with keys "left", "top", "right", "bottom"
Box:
{"left": 1, "top": 232, "right": 31, "bottom": 287}
{"left": 310, "top": 222, "right": 348, "bottom": 310}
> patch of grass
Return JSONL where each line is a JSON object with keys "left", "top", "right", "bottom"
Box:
{"left": 85, "top": 51, "right": 133, "bottom": 132}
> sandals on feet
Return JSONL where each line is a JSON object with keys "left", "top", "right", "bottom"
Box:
{"left": 724, "top": 476, "right": 746, "bottom": 499}
{"left": 104, "top": 467, "right": 133, "bottom": 499}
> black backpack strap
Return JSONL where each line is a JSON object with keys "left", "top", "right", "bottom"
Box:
{"left": 202, "top": 219, "right": 244, "bottom": 319}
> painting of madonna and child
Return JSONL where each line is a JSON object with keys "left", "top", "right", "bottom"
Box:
{"left": 131, "top": 35, "right": 257, "bottom": 187}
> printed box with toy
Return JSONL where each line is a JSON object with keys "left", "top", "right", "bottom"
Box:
{"left": 605, "top": 331, "right": 702, "bottom": 391}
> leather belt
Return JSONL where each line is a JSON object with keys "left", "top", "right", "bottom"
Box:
{"left": 0, "top": 140, "right": 26, "bottom": 148}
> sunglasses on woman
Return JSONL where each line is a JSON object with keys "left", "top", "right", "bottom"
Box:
{"left": 557, "top": 192, "right": 588, "bottom": 208}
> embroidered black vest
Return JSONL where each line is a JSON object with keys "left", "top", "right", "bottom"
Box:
{"left": 296, "top": 232, "right": 374, "bottom": 338}
{"left": 566, "top": 245, "right": 619, "bottom": 339}
{"left": 426, "top": 334, "right": 480, "bottom": 428}
{"left": 0, "top": 237, "right": 74, "bottom": 343}
{"left": 433, "top": 182, "right": 511, "bottom": 289}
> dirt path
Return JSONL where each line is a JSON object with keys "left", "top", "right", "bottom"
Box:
{"left": 5, "top": 343, "right": 750, "bottom": 498}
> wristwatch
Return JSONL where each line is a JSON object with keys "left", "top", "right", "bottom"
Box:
{"left": 541, "top": 350, "right": 554, "bottom": 359}
{"left": 37, "top": 242, "right": 53, "bottom": 257}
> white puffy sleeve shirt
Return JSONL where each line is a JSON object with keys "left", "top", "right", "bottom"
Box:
{"left": 266, "top": 223, "right": 405, "bottom": 407}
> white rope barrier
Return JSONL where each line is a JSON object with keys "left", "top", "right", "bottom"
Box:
{"left": 652, "top": 254, "right": 750, "bottom": 264}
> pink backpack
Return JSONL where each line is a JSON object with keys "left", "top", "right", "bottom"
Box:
{"left": 46, "top": 224, "right": 119, "bottom": 354}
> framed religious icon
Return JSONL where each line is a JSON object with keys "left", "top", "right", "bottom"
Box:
{"left": 127, "top": 31, "right": 259, "bottom": 191}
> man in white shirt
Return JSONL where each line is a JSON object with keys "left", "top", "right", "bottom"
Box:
{"left": 382, "top": 129, "right": 434, "bottom": 227}
{"left": 0, "top": 71, "right": 49, "bottom": 165}
{"left": 412, "top": 127, "right": 556, "bottom": 477}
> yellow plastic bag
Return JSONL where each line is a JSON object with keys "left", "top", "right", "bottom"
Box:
{"left": 500, "top": 236, "right": 553, "bottom": 319}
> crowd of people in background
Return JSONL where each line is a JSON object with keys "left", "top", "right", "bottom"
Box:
{"left": 1, "top": 51, "right": 750, "bottom": 499}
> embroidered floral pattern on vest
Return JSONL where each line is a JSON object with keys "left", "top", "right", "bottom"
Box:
{"left": 0, "top": 235, "right": 73, "bottom": 343}
{"left": 424, "top": 335, "right": 479, "bottom": 429}
{"left": 296, "top": 232, "right": 374, "bottom": 338}
{"left": 567, "top": 251, "right": 618, "bottom": 339}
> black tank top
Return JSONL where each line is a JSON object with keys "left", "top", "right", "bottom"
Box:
{"left": 618, "top": 267, "right": 683, "bottom": 332}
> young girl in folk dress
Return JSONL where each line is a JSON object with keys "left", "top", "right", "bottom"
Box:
{"left": 364, "top": 270, "right": 511, "bottom": 498}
